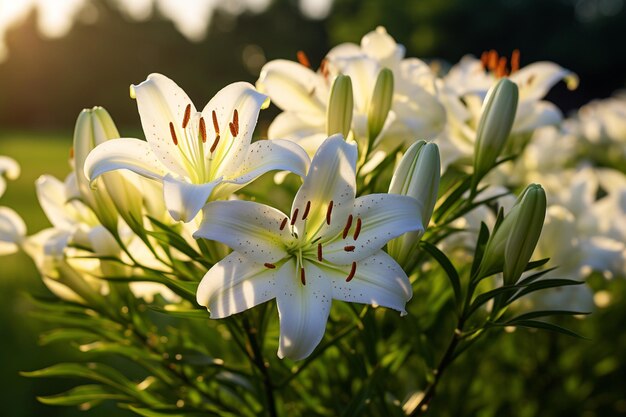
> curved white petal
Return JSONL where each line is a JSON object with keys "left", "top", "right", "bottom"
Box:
{"left": 327, "top": 42, "right": 363, "bottom": 60}
{"left": 36, "top": 175, "right": 80, "bottom": 230}
{"left": 325, "top": 251, "right": 411, "bottom": 313}
{"left": 0, "top": 206, "right": 26, "bottom": 255}
{"left": 163, "top": 174, "right": 220, "bottom": 223}
{"left": 509, "top": 62, "right": 578, "bottom": 101}
{"left": 257, "top": 59, "right": 326, "bottom": 115}
{"left": 85, "top": 138, "right": 169, "bottom": 182}
{"left": 0, "top": 156, "right": 20, "bottom": 198}
{"left": 131, "top": 73, "right": 195, "bottom": 175}
{"left": 360, "top": 27, "right": 405, "bottom": 64}
{"left": 292, "top": 135, "right": 357, "bottom": 241}
{"left": 276, "top": 259, "right": 332, "bottom": 360}
{"left": 197, "top": 252, "right": 284, "bottom": 318}
{"left": 331, "top": 56, "right": 379, "bottom": 112}
{"left": 514, "top": 100, "right": 562, "bottom": 133}
{"left": 223, "top": 139, "right": 310, "bottom": 187}
{"left": 267, "top": 111, "right": 325, "bottom": 141}
{"left": 194, "top": 200, "right": 292, "bottom": 263}
{"left": 201, "top": 82, "right": 269, "bottom": 178}
{"left": 323, "top": 194, "right": 423, "bottom": 264}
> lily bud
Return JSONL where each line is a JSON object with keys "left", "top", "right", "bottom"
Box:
{"left": 472, "top": 78, "right": 518, "bottom": 188}
{"left": 327, "top": 74, "right": 354, "bottom": 139}
{"left": 479, "top": 184, "right": 546, "bottom": 285}
{"left": 75, "top": 107, "right": 143, "bottom": 231}
{"left": 387, "top": 140, "right": 440, "bottom": 267}
{"left": 367, "top": 68, "right": 394, "bottom": 142}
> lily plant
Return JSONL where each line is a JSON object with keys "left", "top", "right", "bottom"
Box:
{"left": 194, "top": 135, "right": 424, "bottom": 360}
{"left": 85, "top": 73, "right": 310, "bottom": 222}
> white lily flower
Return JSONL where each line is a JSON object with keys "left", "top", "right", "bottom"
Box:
{"left": 85, "top": 73, "right": 310, "bottom": 223}
{"left": 257, "top": 27, "right": 445, "bottom": 159}
{"left": 0, "top": 155, "right": 20, "bottom": 198}
{"left": 194, "top": 135, "right": 422, "bottom": 360}
{"left": 437, "top": 51, "right": 578, "bottom": 166}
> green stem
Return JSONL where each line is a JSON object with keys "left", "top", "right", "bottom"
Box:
{"left": 242, "top": 317, "right": 278, "bottom": 417}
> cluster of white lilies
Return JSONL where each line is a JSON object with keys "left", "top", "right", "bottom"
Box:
{"left": 1, "top": 26, "right": 625, "bottom": 365}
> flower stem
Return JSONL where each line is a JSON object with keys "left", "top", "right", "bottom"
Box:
{"left": 242, "top": 317, "right": 279, "bottom": 417}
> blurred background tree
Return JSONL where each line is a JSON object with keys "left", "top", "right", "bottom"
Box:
{"left": 0, "top": 0, "right": 625, "bottom": 416}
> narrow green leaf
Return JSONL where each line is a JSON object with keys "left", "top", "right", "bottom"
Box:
{"left": 497, "top": 319, "right": 587, "bottom": 339}
{"left": 38, "top": 384, "right": 130, "bottom": 406}
{"left": 148, "top": 305, "right": 209, "bottom": 320}
{"left": 500, "top": 310, "right": 589, "bottom": 324}
{"left": 420, "top": 241, "right": 462, "bottom": 307}
{"left": 508, "top": 279, "right": 583, "bottom": 303}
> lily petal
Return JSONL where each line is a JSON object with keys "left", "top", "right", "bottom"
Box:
{"left": 217, "top": 139, "right": 310, "bottom": 196}
{"left": 201, "top": 82, "right": 269, "bottom": 179}
{"left": 326, "top": 251, "right": 411, "bottom": 313}
{"left": 197, "top": 252, "right": 283, "bottom": 318}
{"left": 509, "top": 62, "right": 578, "bottom": 101}
{"left": 163, "top": 174, "right": 220, "bottom": 222}
{"left": 85, "top": 138, "right": 169, "bottom": 182}
{"left": 514, "top": 100, "right": 562, "bottom": 133}
{"left": 0, "top": 206, "right": 26, "bottom": 255}
{"left": 323, "top": 194, "right": 423, "bottom": 264}
{"left": 193, "top": 200, "right": 292, "bottom": 263}
{"left": 0, "top": 156, "right": 20, "bottom": 197}
{"left": 257, "top": 59, "right": 326, "bottom": 115}
{"left": 292, "top": 135, "right": 357, "bottom": 241}
{"left": 276, "top": 259, "right": 332, "bottom": 360}
{"left": 131, "top": 73, "right": 196, "bottom": 174}
{"left": 36, "top": 175, "right": 96, "bottom": 230}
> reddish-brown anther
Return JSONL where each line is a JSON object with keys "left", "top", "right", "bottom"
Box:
{"left": 169, "top": 122, "right": 178, "bottom": 145}
{"left": 326, "top": 201, "right": 334, "bottom": 225}
{"left": 302, "top": 201, "right": 311, "bottom": 220}
{"left": 210, "top": 135, "right": 220, "bottom": 153}
{"left": 182, "top": 104, "right": 191, "bottom": 129}
{"left": 346, "top": 262, "right": 357, "bottom": 282}
{"left": 342, "top": 214, "right": 353, "bottom": 239}
{"left": 353, "top": 217, "right": 362, "bottom": 240}
{"left": 199, "top": 117, "right": 207, "bottom": 143}
{"left": 212, "top": 110, "right": 220, "bottom": 135}
{"left": 297, "top": 50, "right": 311, "bottom": 68}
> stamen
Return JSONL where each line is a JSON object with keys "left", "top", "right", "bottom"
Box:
{"left": 511, "top": 49, "right": 520, "bottom": 73}
{"left": 353, "top": 217, "right": 362, "bottom": 240}
{"left": 342, "top": 214, "right": 353, "bottom": 239}
{"left": 326, "top": 200, "right": 334, "bottom": 225}
{"left": 487, "top": 50, "right": 498, "bottom": 71}
{"left": 344, "top": 245, "right": 355, "bottom": 252}
{"left": 69, "top": 146, "right": 74, "bottom": 159}
{"left": 280, "top": 217, "right": 288, "bottom": 230}
{"left": 290, "top": 208, "right": 299, "bottom": 225}
{"left": 233, "top": 109, "right": 239, "bottom": 136}
{"left": 199, "top": 117, "right": 207, "bottom": 143}
{"left": 480, "top": 51, "right": 489, "bottom": 69}
{"left": 212, "top": 110, "right": 220, "bottom": 135}
{"left": 297, "top": 50, "right": 311, "bottom": 68}
{"left": 229, "top": 122, "right": 237, "bottom": 137}
{"left": 169, "top": 122, "right": 178, "bottom": 146}
{"left": 300, "top": 267, "right": 306, "bottom": 285}
{"left": 346, "top": 262, "right": 357, "bottom": 282}
{"left": 210, "top": 135, "right": 220, "bottom": 153}
{"left": 302, "top": 201, "right": 311, "bottom": 220}
{"left": 319, "top": 58, "right": 329, "bottom": 79}
{"left": 317, "top": 243, "right": 323, "bottom": 261}
{"left": 264, "top": 263, "right": 276, "bottom": 269}
{"left": 182, "top": 104, "right": 191, "bottom": 129}
{"left": 496, "top": 56, "right": 507, "bottom": 78}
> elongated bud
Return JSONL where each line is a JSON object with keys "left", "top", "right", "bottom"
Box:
{"left": 387, "top": 140, "right": 440, "bottom": 267}
{"left": 76, "top": 107, "right": 144, "bottom": 232}
{"left": 479, "top": 184, "right": 546, "bottom": 285}
{"left": 368, "top": 68, "right": 394, "bottom": 142}
{"left": 472, "top": 79, "right": 518, "bottom": 189}
{"left": 327, "top": 74, "right": 354, "bottom": 138}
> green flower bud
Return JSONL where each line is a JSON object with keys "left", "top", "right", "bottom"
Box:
{"left": 387, "top": 140, "right": 441, "bottom": 267}
{"left": 479, "top": 184, "right": 546, "bottom": 285}
{"left": 368, "top": 68, "right": 394, "bottom": 142}
{"left": 327, "top": 74, "right": 354, "bottom": 139}
{"left": 472, "top": 79, "right": 518, "bottom": 188}
{"left": 74, "top": 107, "right": 143, "bottom": 231}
